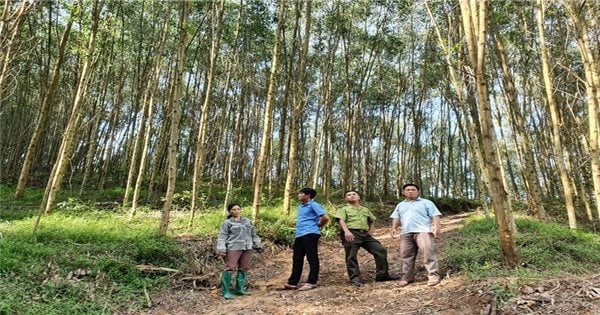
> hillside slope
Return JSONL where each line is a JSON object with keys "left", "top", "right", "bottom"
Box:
{"left": 141, "top": 213, "right": 600, "bottom": 314}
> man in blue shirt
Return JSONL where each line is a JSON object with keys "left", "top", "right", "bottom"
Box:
{"left": 390, "top": 183, "right": 442, "bottom": 287}
{"left": 284, "top": 188, "right": 330, "bottom": 291}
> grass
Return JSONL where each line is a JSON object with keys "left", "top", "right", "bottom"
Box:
{"left": 2, "top": 184, "right": 599, "bottom": 313}
{"left": 0, "top": 203, "right": 185, "bottom": 314}
{"left": 442, "top": 215, "right": 600, "bottom": 279}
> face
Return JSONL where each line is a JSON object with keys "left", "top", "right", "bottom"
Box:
{"left": 298, "top": 192, "right": 310, "bottom": 203}
{"left": 402, "top": 186, "right": 420, "bottom": 200}
{"left": 345, "top": 191, "right": 361, "bottom": 203}
{"left": 229, "top": 205, "right": 241, "bottom": 218}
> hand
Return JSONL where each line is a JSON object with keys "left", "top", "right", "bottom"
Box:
{"left": 390, "top": 228, "right": 399, "bottom": 238}
{"left": 344, "top": 231, "right": 355, "bottom": 242}
{"left": 432, "top": 226, "right": 440, "bottom": 238}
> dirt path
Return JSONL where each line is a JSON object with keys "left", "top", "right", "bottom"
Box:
{"left": 141, "top": 213, "right": 600, "bottom": 315}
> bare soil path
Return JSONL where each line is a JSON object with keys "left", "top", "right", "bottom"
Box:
{"left": 140, "top": 213, "right": 600, "bottom": 315}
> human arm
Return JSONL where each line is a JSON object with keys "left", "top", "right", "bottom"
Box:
{"left": 249, "top": 221, "right": 263, "bottom": 251}
{"left": 216, "top": 221, "right": 229, "bottom": 256}
{"left": 337, "top": 218, "right": 355, "bottom": 242}
{"left": 431, "top": 215, "right": 441, "bottom": 238}
{"left": 390, "top": 218, "right": 401, "bottom": 238}
{"left": 367, "top": 220, "right": 375, "bottom": 235}
{"left": 318, "top": 214, "right": 330, "bottom": 228}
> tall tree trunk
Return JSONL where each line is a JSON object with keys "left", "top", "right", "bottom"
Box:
{"left": 283, "top": 0, "right": 311, "bottom": 215}
{"left": 492, "top": 28, "right": 547, "bottom": 219}
{"left": 251, "top": 0, "right": 285, "bottom": 221}
{"left": 564, "top": 0, "right": 600, "bottom": 223}
{"left": 535, "top": 0, "right": 578, "bottom": 228}
{"left": 459, "top": 0, "right": 518, "bottom": 267}
{"left": 0, "top": 0, "right": 34, "bottom": 101}
{"left": 159, "top": 0, "right": 188, "bottom": 235}
{"left": 15, "top": 11, "right": 72, "bottom": 199}
{"left": 130, "top": 14, "right": 170, "bottom": 218}
{"left": 189, "top": 0, "right": 225, "bottom": 226}
{"left": 34, "top": 0, "right": 101, "bottom": 231}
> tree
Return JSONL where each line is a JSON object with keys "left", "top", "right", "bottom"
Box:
{"left": 159, "top": 0, "right": 189, "bottom": 235}
{"left": 251, "top": 0, "right": 285, "bottom": 221}
{"left": 535, "top": 0, "right": 578, "bottom": 228}
{"left": 15, "top": 4, "right": 72, "bottom": 199}
{"left": 34, "top": 0, "right": 102, "bottom": 231}
{"left": 458, "top": 0, "right": 519, "bottom": 266}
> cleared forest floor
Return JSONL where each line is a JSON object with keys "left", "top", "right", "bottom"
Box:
{"left": 139, "top": 213, "right": 600, "bottom": 315}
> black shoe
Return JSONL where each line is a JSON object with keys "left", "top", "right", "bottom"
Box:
{"left": 375, "top": 274, "right": 400, "bottom": 282}
{"left": 350, "top": 278, "right": 364, "bottom": 287}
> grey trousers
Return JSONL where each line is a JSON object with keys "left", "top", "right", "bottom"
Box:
{"left": 399, "top": 232, "right": 438, "bottom": 281}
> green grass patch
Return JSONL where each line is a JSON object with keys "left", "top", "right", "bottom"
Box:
{"left": 0, "top": 211, "right": 184, "bottom": 314}
{"left": 442, "top": 216, "right": 600, "bottom": 279}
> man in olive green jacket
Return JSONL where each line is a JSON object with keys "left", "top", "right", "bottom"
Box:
{"left": 335, "top": 190, "right": 399, "bottom": 287}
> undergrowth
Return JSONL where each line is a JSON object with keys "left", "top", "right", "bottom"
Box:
{"left": 2, "top": 184, "right": 598, "bottom": 313}
{"left": 0, "top": 209, "right": 184, "bottom": 314}
{"left": 442, "top": 215, "right": 600, "bottom": 279}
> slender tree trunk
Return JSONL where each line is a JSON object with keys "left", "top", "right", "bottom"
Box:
{"left": 459, "top": 0, "right": 518, "bottom": 267}
{"left": 34, "top": 1, "right": 101, "bottom": 231}
{"left": 15, "top": 13, "right": 72, "bottom": 199}
{"left": 283, "top": 0, "right": 311, "bottom": 215}
{"left": 0, "top": 0, "right": 34, "bottom": 102}
{"left": 536, "top": 0, "right": 578, "bottom": 228}
{"left": 130, "top": 15, "right": 170, "bottom": 217}
{"left": 492, "top": 29, "right": 547, "bottom": 219}
{"left": 251, "top": 0, "right": 285, "bottom": 221}
{"left": 159, "top": 0, "right": 188, "bottom": 235}
{"left": 189, "top": 0, "right": 225, "bottom": 226}
{"left": 564, "top": 0, "right": 600, "bottom": 223}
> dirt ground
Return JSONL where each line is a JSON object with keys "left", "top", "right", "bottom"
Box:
{"left": 138, "top": 213, "right": 600, "bottom": 315}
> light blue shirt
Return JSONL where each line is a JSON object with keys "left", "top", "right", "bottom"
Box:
{"left": 390, "top": 197, "right": 441, "bottom": 234}
{"left": 295, "top": 200, "right": 327, "bottom": 238}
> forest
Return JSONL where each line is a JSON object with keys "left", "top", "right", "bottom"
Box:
{"left": 1, "top": 0, "right": 599, "bottom": 314}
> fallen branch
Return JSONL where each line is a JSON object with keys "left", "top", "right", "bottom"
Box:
{"left": 136, "top": 264, "right": 181, "bottom": 273}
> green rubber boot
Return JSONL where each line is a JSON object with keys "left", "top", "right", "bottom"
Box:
{"left": 220, "top": 271, "right": 235, "bottom": 300}
{"left": 235, "top": 271, "right": 248, "bottom": 295}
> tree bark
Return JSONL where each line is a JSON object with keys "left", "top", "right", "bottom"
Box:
{"left": 535, "top": 0, "right": 577, "bottom": 228}
{"left": 459, "top": 0, "right": 519, "bottom": 267}
{"left": 283, "top": 0, "right": 311, "bottom": 215}
{"left": 251, "top": 0, "right": 285, "bottom": 221}
{"left": 159, "top": 0, "right": 188, "bottom": 235}
{"left": 15, "top": 8, "right": 72, "bottom": 199}
{"left": 34, "top": 0, "right": 101, "bottom": 231}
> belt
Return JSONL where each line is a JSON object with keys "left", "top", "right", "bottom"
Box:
{"left": 349, "top": 229, "right": 368, "bottom": 233}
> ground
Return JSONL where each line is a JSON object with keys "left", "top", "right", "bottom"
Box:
{"left": 138, "top": 213, "right": 600, "bottom": 315}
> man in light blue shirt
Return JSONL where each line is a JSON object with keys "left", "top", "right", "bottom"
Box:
{"left": 390, "top": 183, "right": 442, "bottom": 287}
{"left": 284, "top": 188, "right": 330, "bottom": 291}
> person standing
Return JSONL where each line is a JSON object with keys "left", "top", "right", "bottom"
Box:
{"left": 335, "top": 190, "right": 399, "bottom": 287}
{"left": 216, "top": 203, "right": 263, "bottom": 299}
{"left": 390, "top": 183, "right": 442, "bottom": 287}
{"left": 284, "top": 188, "right": 330, "bottom": 291}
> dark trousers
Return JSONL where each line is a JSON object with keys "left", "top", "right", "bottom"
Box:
{"left": 342, "top": 230, "right": 389, "bottom": 280}
{"left": 288, "top": 233, "right": 321, "bottom": 285}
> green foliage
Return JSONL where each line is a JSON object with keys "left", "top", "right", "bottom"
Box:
{"left": 0, "top": 211, "right": 184, "bottom": 314}
{"left": 442, "top": 216, "right": 600, "bottom": 279}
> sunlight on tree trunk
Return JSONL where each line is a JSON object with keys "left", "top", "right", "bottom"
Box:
{"left": 536, "top": 0, "right": 578, "bottom": 229}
